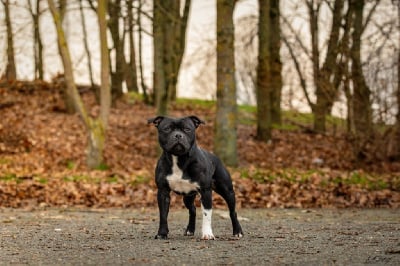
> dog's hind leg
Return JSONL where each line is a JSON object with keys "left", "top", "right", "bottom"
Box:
{"left": 183, "top": 194, "right": 196, "bottom": 236}
{"left": 213, "top": 166, "right": 243, "bottom": 238}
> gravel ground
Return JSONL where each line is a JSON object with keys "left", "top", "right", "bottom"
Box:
{"left": 0, "top": 207, "right": 399, "bottom": 265}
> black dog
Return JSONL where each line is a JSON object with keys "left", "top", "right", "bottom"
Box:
{"left": 148, "top": 115, "right": 243, "bottom": 240}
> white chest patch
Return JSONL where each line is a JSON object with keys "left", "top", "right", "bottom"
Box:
{"left": 166, "top": 156, "right": 200, "bottom": 194}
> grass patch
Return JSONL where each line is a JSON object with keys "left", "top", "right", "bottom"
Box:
{"left": 239, "top": 168, "right": 266, "bottom": 183}
{"left": 0, "top": 158, "right": 11, "bottom": 165}
{"left": 0, "top": 173, "right": 18, "bottom": 182}
{"left": 106, "top": 175, "right": 120, "bottom": 183}
{"left": 238, "top": 167, "right": 394, "bottom": 191}
{"left": 95, "top": 163, "right": 109, "bottom": 171}
{"left": 231, "top": 102, "right": 346, "bottom": 132}
{"left": 238, "top": 168, "right": 313, "bottom": 184}
{"left": 238, "top": 105, "right": 256, "bottom": 126}
{"left": 130, "top": 175, "right": 151, "bottom": 186}
{"left": 127, "top": 94, "right": 349, "bottom": 133}
{"left": 63, "top": 175, "right": 97, "bottom": 183}
{"left": 34, "top": 176, "right": 48, "bottom": 184}
{"left": 66, "top": 160, "right": 76, "bottom": 170}
{"left": 124, "top": 91, "right": 144, "bottom": 104}
{"left": 332, "top": 171, "right": 391, "bottom": 190}
{"left": 175, "top": 98, "right": 216, "bottom": 109}
{"left": 282, "top": 110, "right": 346, "bottom": 132}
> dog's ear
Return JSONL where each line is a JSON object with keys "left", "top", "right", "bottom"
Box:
{"left": 188, "top": 116, "right": 205, "bottom": 128}
{"left": 148, "top": 116, "right": 164, "bottom": 127}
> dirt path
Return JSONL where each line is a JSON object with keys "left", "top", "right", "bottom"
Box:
{"left": 0, "top": 207, "right": 399, "bottom": 265}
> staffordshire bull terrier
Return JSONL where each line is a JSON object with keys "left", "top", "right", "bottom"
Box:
{"left": 148, "top": 115, "right": 243, "bottom": 240}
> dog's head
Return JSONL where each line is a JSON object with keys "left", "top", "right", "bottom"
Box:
{"left": 148, "top": 116, "right": 205, "bottom": 156}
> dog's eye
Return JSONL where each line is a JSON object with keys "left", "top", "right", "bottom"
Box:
{"left": 163, "top": 127, "right": 172, "bottom": 132}
{"left": 183, "top": 127, "right": 191, "bottom": 132}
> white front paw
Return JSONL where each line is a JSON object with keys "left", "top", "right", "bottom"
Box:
{"left": 201, "top": 205, "right": 214, "bottom": 240}
{"left": 201, "top": 232, "right": 215, "bottom": 240}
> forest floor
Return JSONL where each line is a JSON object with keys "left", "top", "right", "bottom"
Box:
{"left": 0, "top": 80, "right": 400, "bottom": 209}
{"left": 1, "top": 207, "right": 399, "bottom": 265}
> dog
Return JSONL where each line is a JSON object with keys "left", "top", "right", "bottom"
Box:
{"left": 148, "top": 115, "right": 243, "bottom": 240}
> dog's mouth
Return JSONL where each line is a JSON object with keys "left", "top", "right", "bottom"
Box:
{"left": 171, "top": 143, "right": 185, "bottom": 154}
{"left": 167, "top": 142, "right": 188, "bottom": 155}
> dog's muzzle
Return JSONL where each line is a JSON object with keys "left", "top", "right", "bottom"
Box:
{"left": 165, "top": 131, "right": 190, "bottom": 155}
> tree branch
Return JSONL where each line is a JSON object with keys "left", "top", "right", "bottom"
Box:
{"left": 282, "top": 35, "right": 314, "bottom": 110}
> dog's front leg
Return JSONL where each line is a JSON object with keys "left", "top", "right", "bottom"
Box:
{"left": 200, "top": 188, "right": 215, "bottom": 240}
{"left": 155, "top": 189, "right": 170, "bottom": 239}
{"left": 183, "top": 194, "right": 196, "bottom": 236}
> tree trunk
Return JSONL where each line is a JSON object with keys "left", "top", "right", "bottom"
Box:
{"left": 311, "top": 0, "right": 344, "bottom": 133}
{"left": 256, "top": 0, "right": 272, "bottom": 142}
{"left": 165, "top": 0, "right": 191, "bottom": 102}
{"left": 163, "top": 0, "right": 178, "bottom": 102}
{"left": 257, "top": 0, "right": 282, "bottom": 141}
{"left": 36, "top": 0, "right": 44, "bottom": 80}
{"left": 87, "top": 119, "right": 105, "bottom": 169}
{"left": 79, "top": 0, "right": 94, "bottom": 88}
{"left": 48, "top": 0, "right": 89, "bottom": 125}
{"left": 27, "top": 0, "right": 44, "bottom": 80}
{"left": 269, "top": 0, "right": 282, "bottom": 125}
{"left": 48, "top": 0, "right": 110, "bottom": 169}
{"left": 396, "top": 0, "right": 400, "bottom": 159}
{"left": 138, "top": 0, "right": 149, "bottom": 103}
{"left": 98, "top": 0, "right": 111, "bottom": 130}
{"left": 125, "top": 0, "right": 139, "bottom": 93}
{"left": 340, "top": 3, "right": 355, "bottom": 134}
{"left": 215, "top": 0, "right": 238, "bottom": 167}
{"left": 307, "top": 1, "right": 323, "bottom": 132}
{"left": 86, "top": 0, "right": 110, "bottom": 169}
{"left": 47, "top": 0, "right": 75, "bottom": 113}
{"left": 153, "top": 0, "right": 191, "bottom": 114}
{"left": 3, "top": 0, "right": 17, "bottom": 81}
{"left": 153, "top": 0, "right": 167, "bottom": 114}
{"left": 108, "top": 0, "right": 125, "bottom": 104}
{"left": 350, "top": 0, "right": 372, "bottom": 136}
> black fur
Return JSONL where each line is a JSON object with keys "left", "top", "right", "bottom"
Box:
{"left": 148, "top": 116, "right": 243, "bottom": 239}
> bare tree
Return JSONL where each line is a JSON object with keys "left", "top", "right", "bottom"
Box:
{"left": 396, "top": 0, "right": 400, "bottom": 159}
{"left": 125, "top": 0, "right": 139, "bottom": 93}
{"left": 350, "top": 0, "right": 372, "bottom": 137}
{"left": 138, "top": 0, "right": 150, "bottom": 103}
{"left": 153, "top": 0, "right": 191, "bottom": 115}
{"left": 47, "top": 0, "right": 111, "bottom": 169}
{"left": 270, "top": 0, "right": 283, "bottom": 125}
{"left": 1, "top": 0, "right": 16, "bottom": 81}
{"left": 256, "top": 0, "right": 283, "bottom": 142}
{"left": 256, "top": 0, "right": 272, "bottom": 141}
{"left": 26, "top": 0, "right": 44, "bottom": 80}
{"left": 215, "top": 0, "right": 238, "bottom": 166}
{"left": 310, "top": 0, "right": 344, "bottom": 132}
{"left": 108, "top": 0, "right": 125, "bottom": 103}
{"left": 153, "top": 0, "right": 166, "bottom": 114}
{"left": 79, "top": 0, "right": 94, "bottom": 87}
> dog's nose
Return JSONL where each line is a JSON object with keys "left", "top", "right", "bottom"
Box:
{"left": 175, "top": 132, "right": 183, "bottom": 139}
